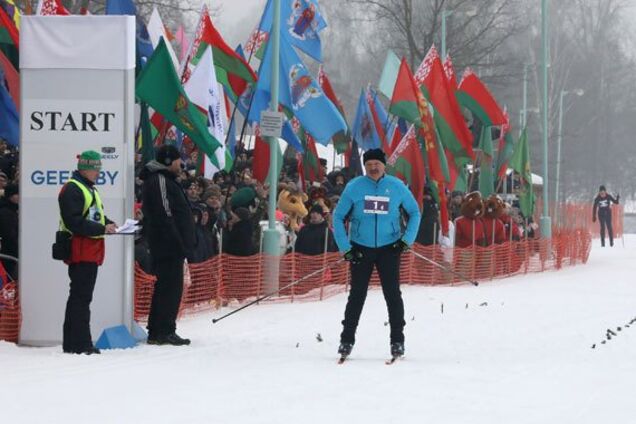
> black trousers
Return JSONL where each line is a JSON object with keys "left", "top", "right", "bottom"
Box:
{"left": 147, "top": 257, "right": 184, "bottom": 337}
{"left": 340, "top": 243, "right": 405, "bottom": 344}
{"left": 63, "top": 262, "right": 98, "bottom": 353}
{"left": 599, "top": 213, "right": 614, "bottom": 246}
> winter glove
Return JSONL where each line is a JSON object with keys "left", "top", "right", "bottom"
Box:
{"left": 392, "top": 239, "right": 410, "bottom": 254}
{"left": 343, "top": 248, "right": 363, "bottom": 265}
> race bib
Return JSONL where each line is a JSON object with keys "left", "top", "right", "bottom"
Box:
{"left": 364, "top": 195, "right": 389, "bottom": 215}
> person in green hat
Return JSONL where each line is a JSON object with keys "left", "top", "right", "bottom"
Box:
{"left": 58, "top": 150, "right": 117, "bottom": 355}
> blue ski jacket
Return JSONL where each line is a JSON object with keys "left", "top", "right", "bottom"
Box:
{"left": 333, "top": 174, "right": 421, "bottom": 253}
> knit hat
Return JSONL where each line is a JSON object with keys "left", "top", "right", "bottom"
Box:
{"left": 599, "top": 185, "right": 606, "bottom": 192}
{"left": 77, "top": 150, "right": 102, "bottom": 171}
{"left": 4, "top": 183, "right": 18, "bottom": 197}
{"left": 230, "top": 187, "right": 257, "bottom": 210}
{"left": 363, "top": 148, "right": 386, "bottom": 165}
{"left": 156, "top": 144, "right": 181, "bottom": 166}
{"left": 309, "top": 204, "right": 324, "bottom": 216}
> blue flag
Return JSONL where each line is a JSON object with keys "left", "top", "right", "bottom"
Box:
{"left": 106, "top": 0, "right": 153, "bottom": 68}
{"left": 352, "top": 89, "right": 381, "bottom": 151}
{"left": 0, "top": 74, "right": 18, "bottom": 146}
{"left": 235, "top": 44, "right": 246, "bottom": 61}
{"left": 370, "top": 87, "right": 392, "bottom": 135}
{"left": 249, "top": 34, "right": 346, "bottom": 145}
{"left": 259, "top": 0, "right": 327, "bottom": 62}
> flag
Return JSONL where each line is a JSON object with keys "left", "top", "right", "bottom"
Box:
{"left": 175, "top": 25, "right": 189, "bottom": 63}
{"left": 457, "top": 68, "right": 506, "bottom": 127}
{"left": 105, "top": 0, "right": 135, "bottom": 15}
{"left": 0, "top": 49, "right": 18, "bottom": 108}
{"left": 478, "top": 126, "right": 494, "bottom": 197}
{"left": 0, "top": 0, "right": 19, "bottom": 30}
{"left": 443, "top": 54, "right": 458, "bottom": 91}
{"left": 387, "top": 125, "right": 426, "bottom": 209}
{"left": 509, "top": 128, "right": 534, "bottom": 218}
{"left": 378, "top": 50, "right": 401, "bottom": 100}
{"left": 367, "top": 88, "right": 392, "bottom": 154}
{"left": 345, "top": 138, "right": 363, "bottom": 177}
{"left": 252, "top": 125, "right": 283, "bottom": 184}
{"left": 0, "top": 7, "right": 17, "bottom": 71}
{"left": 318, "top": 65, "right": 350, "bottom": 154}
{"left": 147, "top": 7, "right": 179, "bottom": 70}
{"left": 352, "top": 89, "right": 381, "bottom": 151}
{"left": 36, "top": 0, "right": 69, "bottom": 15}
{"left": 184, "top": 46, "right": 232, "bottom": 176}
{"left": 249, "top": 33, "right": 347, "bottom": 145}
{"left": 0, "top": 71, "right": 18, "bottom": 146}
{"left": 183, "top": 5, "right": 257, "bottom": 99}
{"left": 137, "top": 102, "right": 155, "bottom": 164}
{"left": 136, "top": 38, "right": 222, "bottom": 167}
{"left": 495, "top": 110, "right": 515, "bottom": 179}
{"left": 292, "top": 117, "right": 322, "bottom": 185}
{"left": 415, "top": 46, "right": 474, "bottom": 166}
{"left": 259, "top": 0, "right": 327, "bottom": 62}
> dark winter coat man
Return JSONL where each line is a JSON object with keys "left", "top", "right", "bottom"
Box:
{"left": 333, "top": 148, "right": 421, "bottom": 360}
{"left": 0, "top": 183, "right": 19, "bottom": 279}
{"left": 225, "top": 207, "right": 256, "bottom": 256}
{"left": 416, "top": 189, "right": 439, "bottom": 246}
{"left": 592, "top": 185, "right": 620, "bottom": 247}
{"left": 140, "top": 145, "right": 195, "bottom": 346}
{"left": 294, "top": 204, "right": 338, "bottom": 255}
{"left": 58, "top": 151, "right": 117, "bottom": 355}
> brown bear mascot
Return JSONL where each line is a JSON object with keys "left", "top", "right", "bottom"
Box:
{"left": 454, "top": 191, "right": 486, "bottom": 248}
{"left": 482, "top": 194, "right": 506, "bottom": 246}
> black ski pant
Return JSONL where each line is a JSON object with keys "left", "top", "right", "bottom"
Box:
{"left": 340, "top": 243, "right": 405, "bottom": 345}
{"left": 147, "top": 257, "right": 184, "bottom": 337}
{"left": 599, "top": 213, "right": 614, "bottom": 246}
{"left": 63, "top": 262, "right": 98, "bottom": 353}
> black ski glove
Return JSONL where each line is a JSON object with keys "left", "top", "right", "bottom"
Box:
{"left": 344, "top": 248, "right": 363, "bottom": 265}
{"left": 392, "top": 239, "right": 410, "bottom": 254}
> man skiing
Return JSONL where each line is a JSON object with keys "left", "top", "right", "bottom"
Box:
{"left": 592, "top": 185, "right": 620, "bottom": 247}
{"left": 333, "top": 148, "right": 421, "bottom": 361}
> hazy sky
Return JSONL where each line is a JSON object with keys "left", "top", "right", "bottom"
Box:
{"left": 211, "top": 0, "right": 267, "bottom": 48}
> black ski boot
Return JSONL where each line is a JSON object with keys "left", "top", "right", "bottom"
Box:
{"left": 337, "top": 342, "right": 354, "bottom": 363}
{"left": 390, "top": 342, "right": 405, "bottom": 358}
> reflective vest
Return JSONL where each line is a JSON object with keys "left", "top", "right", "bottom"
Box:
{"left": 60, "top": 179, "right": 105, "bottom": 239}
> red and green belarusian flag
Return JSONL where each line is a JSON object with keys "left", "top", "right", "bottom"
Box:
{"left": 457, "top": 68, "right": 506, "bottom": 127}
{"left": 442, "top": 54, "right": 468, "bottom": 190}
{"left": 136, "top": 38, "right": 222, "bottom": 167}
{"left": 291, "top": 117, "right": 322, "bottom": 188}
{"left": 495, "top": 109, "right": 515, "bottom": 179}
{"left": 318, "top": 65, "right": 351, "bottom": 154}
{"left": 509, "top": 128, "right": 534, "bottom": 218}
{"left": 183, "top": 5, "right": 257, "bottom": 98}
{"left": 387, "top": 125, "right": 426, "bottom": 210}
{"left": 252, "top": 124, "right": 283, "bottom": 184}
{"left": 0, "top": 7, "right": 18, "bottom": 71}
{"left": 415, "top": 46, "right": 474, "bottom": 170}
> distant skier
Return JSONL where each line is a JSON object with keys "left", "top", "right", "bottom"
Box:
{"left": 592, "top": 185, "right": 620, "bottom": 247}
{"left": 333, "top": 149, "right": 421, "bottom": 361}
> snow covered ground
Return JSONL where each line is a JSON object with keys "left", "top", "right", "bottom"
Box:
{"left": 2, "top": 236, "right": 636, "bottom": 424}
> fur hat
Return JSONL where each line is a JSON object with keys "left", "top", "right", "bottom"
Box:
{"left": 599, "top": 185, "right": 606, "bottom": 192}
{"left": 484, "top": 194, "right": 504, "bottom": 219}
{"left": 363, "top": 148, "right": 386, "bottom": 165}
{"left": 460, "top": 191, "right": 484, "bottom": 219}
{"left": 156, "top": 144, "right": 181, "bottom": 166}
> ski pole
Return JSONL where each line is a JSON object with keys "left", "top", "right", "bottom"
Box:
{"left": 409, "top": 249, "right": 479, "bottom": 286}
{"left": 213, "top": 257, "right": 346, "bottom": 324}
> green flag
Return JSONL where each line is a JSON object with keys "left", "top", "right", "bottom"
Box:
{"left": 478, "top": 126, "right": 494, "bottom": 197}
{"left": 509, "top": 128, "right": 534, "bottom": 218}
{"left": 138, "top": 102, "right": 154, "bottom": 165}
{"left": 136, "top": 38, "right": 221, "bottom": 167}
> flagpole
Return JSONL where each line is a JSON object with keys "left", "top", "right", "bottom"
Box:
{"left": 262, "top": 0, "right": 281, "bottom": 292}
{"left": 540, "top": 0, "right": 551, "bottom": 239}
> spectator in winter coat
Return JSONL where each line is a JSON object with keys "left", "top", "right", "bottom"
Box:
{"left": 225, "top": 207, "right": 256, "bottom": 256}
{"left": 0, "top": 183, "right": 18, "bottom": 279}
{"left": 140, "top": 145, "right": 195, "bottom": 346}
{"left": 294, "top": 204, "right": 338, "bottom": 255}
{"left": 416, "top": 188, "right": 439, "bottom": 246}
{"left": 592, "top": 185, "right": 620, "bottom": 247}
{"left": 189, "top": 206, "right": 216, "bottom": 263}
{"left": 449, "top": 191, "right": 464, "bottom": 222}
{"left": 58, "top": 151, "right": 117, "bottom": 355}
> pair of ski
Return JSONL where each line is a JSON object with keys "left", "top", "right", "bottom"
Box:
{"left": 337, "top": 355, "right": 404, "bottom": 365}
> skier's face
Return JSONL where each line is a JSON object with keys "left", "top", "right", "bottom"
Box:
{"left": 364, "top": 160, "right": 385, "bottom": 181}
{"left": 600, "top": 190, "right": 607, "bottom": 197}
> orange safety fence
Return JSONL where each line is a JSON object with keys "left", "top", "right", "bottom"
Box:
{"left": 551, "top": 202, "right": 623, "bottom": 239}
{"left": 1, "top": 229, "right": 593, "bottom": 343}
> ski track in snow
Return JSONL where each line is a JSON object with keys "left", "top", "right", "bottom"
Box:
{"left": 1, "top": 236, "right": 635, "bottom": 424}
